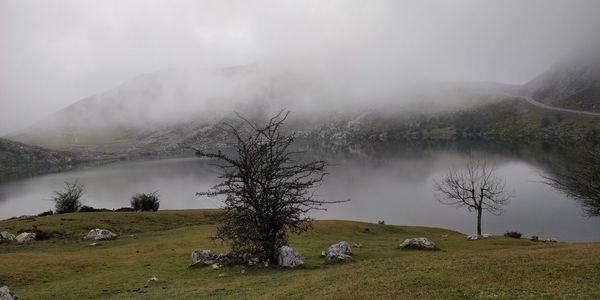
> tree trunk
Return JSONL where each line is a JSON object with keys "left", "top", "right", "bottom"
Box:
{"left": 476, "top": 207, "right": 482, "bottom": 235}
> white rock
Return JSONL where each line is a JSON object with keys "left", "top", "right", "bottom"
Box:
{"left": 147, "top": 276, "right": 158, "bottom": 282}
{"left": 0, "top": 286, "right": 18, "bottom": 300}
{"left": 15, "top": 232, "right": 36, "bottom": 243}
{"left": 324, "top": 241, "right": 352, "bottom": 260}
{"left": 277, "top": 246, "right": 305, "bottom": 267}
{"left": 0, "top": 232, "right": 15, "bottom": 241}
{"left": 399, "top": 237, "right": 437, "bottom": 250}
{"left": 212, "top": 263, "right": 221, "bottom": 270}
{"left": 191, "top": 250, "right": 215, "bottom": 265}
{"left": 86, "top": 229, "right": 117, "bottom": 241}
{"left": 482, "top": 233, "right": 491, "bottom": 238}
{"left": 467, "top": 234, "right": 479, "bottom": 241}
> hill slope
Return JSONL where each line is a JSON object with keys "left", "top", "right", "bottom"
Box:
{"left": 523, "top": 44, "right": 600, "bottom": 112}
{"left": 0, "top": 138, "right": 76, "bottom": 179}
{"left": 0, "top": 210, "right": 598, "bottom": 299}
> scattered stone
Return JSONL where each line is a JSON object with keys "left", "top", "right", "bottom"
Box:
{"left": 143, "top": 285, "right": 149, "bottom": 289}
{"left": 191, "top": 250, "right": 215, "bottom": 266}
{"left": 399, "top": 237, "right": 437, "bottom": 250}
{"left": 241, "top": 269, "right": 246, "bottom": 274}
{"left": 212, "top": 263, "right": 221, "bottom": 270}
{"left": 277, "top": 246, "right": 305, "bottom": 267}
{"left": 0, "top": 286, "right": 19, "bottom": 300}
{"left": 441, "top": 234, "right": 448, "bottom": 238}
{"left": 263, "top": 261, "right": 269, "bottom": 267}
{"left": 352, "top": 243, "right": 364, "bottom": 248}
{"left": 324, "top": 241, "right": 352, "bottom": 260}
{"left": 147, "top": 276, "right": 158, "bottom": 283}
{"left": 0, "top": 232, "right": 15, "bottom": 241}
{"left": 218, "top": 273, "right": 225, "bottom": 277}
{"left": 15, "top": 232, "right": 36, "bottom": 243}
{"left": 467, "top": 234, "right": 479, "bottom": 241}
{"left": 482, "top": 233, "right": 491, "bottom": 238}
{"left": 86, "top": 229, "right": 117, "bottom": 241}
{"left": 89, "top": 242, "right": 98, "bottom": 246}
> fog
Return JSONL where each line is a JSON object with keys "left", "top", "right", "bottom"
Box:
{"left": 1, "top": 0, "right": 600, "bottom": 134}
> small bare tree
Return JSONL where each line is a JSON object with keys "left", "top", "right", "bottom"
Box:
{"left": 543, "top": 148, "right": 600, "bottom": 217}
{"left": 195, "top": 111, "right": 344, "bottom": 263}
{"left": 433, "top": 157, "right": 513, "bottom": 235}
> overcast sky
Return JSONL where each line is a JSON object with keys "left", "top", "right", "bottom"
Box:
{"left": 1, "top": 0, "right": 599, "bottom": 134}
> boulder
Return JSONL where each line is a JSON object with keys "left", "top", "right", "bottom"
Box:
{"left": 323, "top": 241, "right": 352, "bottom": 260}
{"left": 15, "top": 232, "right": 36, "bottom": 243}
{"left": 277, "top": 246, "right": 304, "bottom": 267}
{"left": 399, "top": 237, "right": 437, "bottom": 250}
{"left": 467, "top": 234, "right": 478, "bottom": 241}
{"left": 0, "top": 286, "right": 19, "bottom": 300}
{"left": 86, "top": 229, "right": 117, "bottom": 240}
{"left": 0, "top": 232, "right": 15, "bottom": 241}
{"left": 191, "top": 250, "right": 215, "bottom": 265}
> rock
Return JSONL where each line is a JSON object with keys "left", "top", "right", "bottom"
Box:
{"left": 89, "top": 242, "right": 98, "bottom": 246}
{"left": 86, "top": 229, "right": 117, "bottom": 241}
{"left": 324, "top": 241, "right": 352, "bottom": 260}
{"left": 147, "top": 276, "right": 158, "bottom": 283}
{"left": 211, "top": 263, "right": 221, "bottom": 270}
{"left": 218, "top": 273, "right": 225, "bottom": 277}
{"left": 0, "top": 286, "right": 19, "bottom": 300}
{"left": 15, "top": 232, "right": 36, "bottom": 243}
{"left": 191, "top": 250, "right": 215, "bottom": 266}
{"left": 277, "top": 246, "right": 304, "bottom": 267}
{"left": 482, "top": 233, "right": 491, "bottom": 238}
{"left": 399, "top": 237, "right": 437, "bottom": 250}
{"left": 0, "top": 232, "right": 15, "bottom": 241}
{"left": 467, "top": 234, "right": 479, "bottom": 241}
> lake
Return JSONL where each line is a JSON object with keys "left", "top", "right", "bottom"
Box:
{"left": 1, "top": 146, "right": 599, "bottom": 242}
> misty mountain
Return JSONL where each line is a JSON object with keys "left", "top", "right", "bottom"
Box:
{"left": 0, "top": 138, "right": 75, "bottom": 179}
{"left": 523, "top": 45, "right": 600, "bottom": 112}
{"left": 9, "top": 64, "right": 512, "bottom": 155}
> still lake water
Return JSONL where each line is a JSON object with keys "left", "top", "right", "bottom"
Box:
{"left": 1, "top": 148, "right": 599, "bottom": 242}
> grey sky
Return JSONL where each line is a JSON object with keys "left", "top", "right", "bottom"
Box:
{"left": 1, "top": 0, "right": 599, "bottom": 134}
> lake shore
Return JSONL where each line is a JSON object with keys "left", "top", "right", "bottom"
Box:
{"left": 1, "top": 209, "right": 599, "bottom": 299}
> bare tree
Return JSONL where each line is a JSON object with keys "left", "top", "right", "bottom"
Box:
{"left": 543, "top": 148, "right": 600, "bottom": 217}
{"left": 433, "top": 157, "right": 513, "bottom": 235}
{"left": 195, "top": 111, "right": 345, "bottom": 263}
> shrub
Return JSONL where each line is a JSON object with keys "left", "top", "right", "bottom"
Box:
{"left": 504, "top": 231, "right": 522, "bottom": 239}
{"left": 531, "top": 235, "right": 539, "bottom": 242}
{"left": 130, "top": 191, "right": 160, "bottom": 212}
{"left": 37, "top": 210, "right": 53, "bottom": 217}
{"left": 53, "top": 181, "right": 84, "bottom": 214}
{"left": 114, "top": 207, "right": 135, "bottom": 212}
{"left": 78, "top": 206, "right": 110, "bottom": 212}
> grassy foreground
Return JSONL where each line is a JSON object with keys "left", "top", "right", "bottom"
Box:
{"left": 1, "top": 210, "right": 599, "bottom": 299}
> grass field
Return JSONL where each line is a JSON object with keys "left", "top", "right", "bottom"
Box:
{"left": 1, "top": 210, "right": 599, "bottom": 299}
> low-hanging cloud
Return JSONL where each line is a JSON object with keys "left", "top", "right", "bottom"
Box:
{"left": 1, "top": 0, "right": 600, "bottom": 134}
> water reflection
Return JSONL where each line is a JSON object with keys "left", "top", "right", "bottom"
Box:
{"left": 0, "top": 143, "right": 598, "bottom": 242}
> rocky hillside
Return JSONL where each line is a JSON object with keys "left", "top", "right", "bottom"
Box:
{"left": 0, "top": 138, "right": 76, "bottom": 179}
{"left": 522, "top": 44, "right": 600, "bottom": 112}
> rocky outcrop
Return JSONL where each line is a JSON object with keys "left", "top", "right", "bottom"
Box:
{"left": 322, "top": 241, "right": 352, "bottom": 260}
{"left": 277, "top": 246, "right": 304, "bottom": 267}
{"left": 0, "top": 232, "right": 15, "bottom": 241}
{"left": 0, "top": 286, "right": 19, "bottom": 300}
{"left": 86, "top": 229, "right": 117, "bottom": 240}
{"left": 467, "top": 234, "right": 479, "bottom": 241}
{"left": 399, "top": 237, "right": 437, "bottom": 250}
{"left": 15, "top": 232, "right": 36, "bottom": 243}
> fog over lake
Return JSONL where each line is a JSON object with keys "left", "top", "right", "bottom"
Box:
{"left": 1, "top": 147, "right": 598, "bottom": 242}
